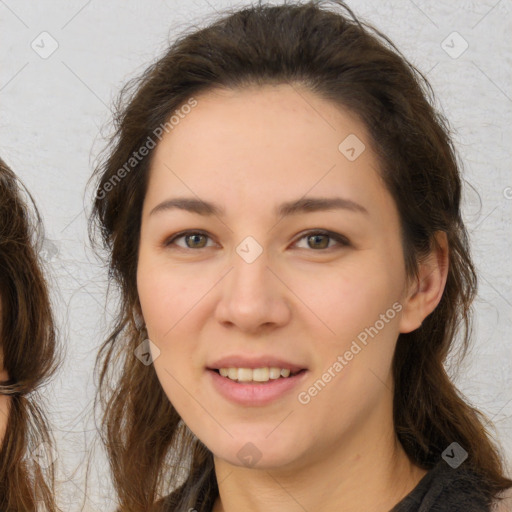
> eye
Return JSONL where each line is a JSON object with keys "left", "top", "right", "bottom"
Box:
{"left": 294, "top": 230, "right": 350, "bottom": 250}
{"left": 164, "top": 230, "right": 215, "bottom": 250}
{"left": 163, "top": 229, "right": 350, "bottom": 251}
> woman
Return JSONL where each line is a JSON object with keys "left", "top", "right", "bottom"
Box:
{"left": 90, "top": 1, "right": 512, "bottom": 511}
{"left": 0, "top": 157, "right": 59, "bottom": 510}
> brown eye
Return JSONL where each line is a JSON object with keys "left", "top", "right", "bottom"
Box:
{"left": 185, "top": 233, "right": 208, "bottom": 248}
{"left": 163, "top": 229, "right": 349, "bottom": 252}
{"left": 295, "top": 230, "right": 350, "bottom": 250}
{"left": 165, "top": 231, "right": 213, "bottom": 249}
{"left": 307, "top": 233, "right": 329, "bottom": 249}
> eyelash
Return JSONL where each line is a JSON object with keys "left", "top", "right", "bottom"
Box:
{"left": 163, "top": 229, "right": 350, "bottom": 251}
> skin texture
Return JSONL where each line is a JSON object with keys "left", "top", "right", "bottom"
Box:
{"left": 137, "top": 84, "right": 449, "bottom": 512}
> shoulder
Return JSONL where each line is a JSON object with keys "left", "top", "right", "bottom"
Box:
{"left": 430, "top": 466, "right": 491, "bottom": 511}
{"left": 393, "top": 460, "right": 493, "bottom": 512}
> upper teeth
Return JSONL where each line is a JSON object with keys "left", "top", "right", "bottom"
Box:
{"left": 219, "top": 367, "right": 292, "bottom": 382}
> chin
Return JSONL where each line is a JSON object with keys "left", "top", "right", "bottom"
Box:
{"left": 216, "top": 449, "right": 299, "bottom": 471}
{"left": 205, "top": 430, "right": 302, "bottom": 470}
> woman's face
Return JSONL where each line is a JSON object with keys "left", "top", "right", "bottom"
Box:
{"left": 137, "top": 84, "right": 418, "bottom": 470}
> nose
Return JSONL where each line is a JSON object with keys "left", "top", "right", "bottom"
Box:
{"left": 214, "top": 244, "right": 292, "bottom": 334}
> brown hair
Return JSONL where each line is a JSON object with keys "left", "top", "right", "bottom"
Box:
{"left": 0, "top": 157, "right": 60, "bottom": 511}
{"left": 89, "top": 1, "right": 512, "bottom": 510}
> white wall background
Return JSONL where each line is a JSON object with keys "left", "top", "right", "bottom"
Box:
{"left": 1, "top": 1, "right": 511, "bottom": 510}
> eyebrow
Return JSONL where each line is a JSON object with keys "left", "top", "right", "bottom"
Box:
{"left": 149, "top": 196, "right": 368, "bottom": 218}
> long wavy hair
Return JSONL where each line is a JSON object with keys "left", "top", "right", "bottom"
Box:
{"left": 0, "top": 157, "right": 60, "bottom": 511}
{"left": 89, "top": 1, "right": 512, "bottom": 510}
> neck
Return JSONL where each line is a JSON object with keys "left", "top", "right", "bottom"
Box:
{"left": 211, "top": 400, "right": 427, "bottom": 512}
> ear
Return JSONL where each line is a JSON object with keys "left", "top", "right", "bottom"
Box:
{"left": 399, "top": 231, "right": 449, "bottom": 334}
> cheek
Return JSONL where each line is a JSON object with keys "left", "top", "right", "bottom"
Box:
{"left": 301, "top": 259, "right": 402, "bottom": 337}
{"left": 137, "top": 261, "right": 199, "bottom": 409}
{"left": 137, "top": 267, "right": 164, "bottom": 337}
{"left": 298, "top": 258, "right": 404, "bottom": 407}
{"left": 136, "top": 256, "right": 207, "bottom": 404}
{"left": 137, "top": 254, "right": 195, "bottom": 340}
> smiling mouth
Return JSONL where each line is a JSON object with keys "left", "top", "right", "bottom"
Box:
{"left": 210, "top": 367, "right": 306, "bottom": 383}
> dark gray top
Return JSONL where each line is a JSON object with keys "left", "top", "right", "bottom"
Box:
{"left": 159, "top": 459, "right": 505, "bottom": 511}
{"left": 390, "top": 459, "right": 492, "bottom": 511}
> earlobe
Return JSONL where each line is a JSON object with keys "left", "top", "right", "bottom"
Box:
{"left": 398, "top": 231, "right": 449, "bottom": 334}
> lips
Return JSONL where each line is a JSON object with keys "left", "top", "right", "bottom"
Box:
{"left": 208, "top": 365, "right": 308, "bottom": 406}
{"left": 206, "top": 354, "right": 309, "bottom": 405}
{"left": 207, "top": 355, "right": 306, "bottom": 374}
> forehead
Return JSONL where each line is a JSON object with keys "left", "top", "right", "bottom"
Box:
{"left": 153, "top": 83, "right": 372, "bottom": 161}
{"left": 145, "top": 84, "right": 390, "bottom": 219}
